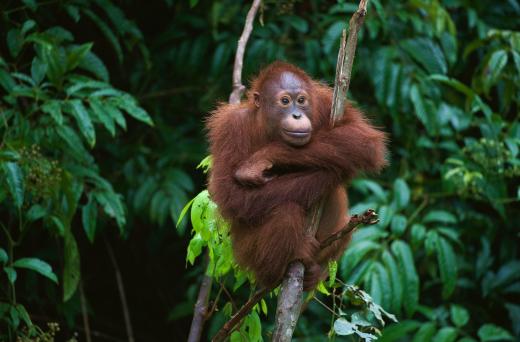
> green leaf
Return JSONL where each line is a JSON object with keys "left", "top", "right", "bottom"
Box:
{"left": 15, "top": 304, "right": 32, "bottom": 329}
{"left": 410, "top": 224, "right": 426, "bottom": 248}
{"left": 67, "top": 43, "right": 93, "bottom": 71}
{"left": 432, "top": 327, "right": 457, "bottom": 342}
{"left": 176, "top": 197, "right": 195, "bottom": 230}
{"left": 412, "top": 322, "right": 436, "bottom": 342}
{"left": 31, "top": 57, "right": 47, "bottom": 84}
{"left": 63, "top": 230, "right": 80, "bottom": 301}
{"left": 391, "top": 215, "right": 407, "bottom": 237}
{"left": 477, "top": 324, "right": 514, "bottom": 341}
{"left": 94, "top": 190, "right": 126, "bottom": 229}
{"left": 410, "top": 84, "right": 429, "bottom": 129}
{"left": 435, "top": 236, "right": 458, "bottom": 298}
{"left": 79, "top": 51, "right": 109, "bottom": 81}
{"left": 401, "top": 38, "right": 448, "bottom": 74}
{"left": 4, "top": 267, "right": 17, "bottom": 284}
{"left": 3, "top": 162, "right": 24, "bottom": 209}
{"left": 334, "top": 318, "right": 356, "bottom": 336}
{"left": 83, "top": 9, "right": 123, "bottom": 62}
{"left": 26, "top": 204, "right": 47, "bottom": 222}
{"left": 423, "top": 210, "right": 457, "bottom": 224}
{"left": 41, "top": 100, "right": 63, "bottom": 125}
{"left": 7, "top": 29, "right": 24, "bottom": 58}
{"left": 246, "top": 311, "right": 261, "bottom": 342}
{"left": 393, "top": 178, "right": 410, "bottom": 209}
{"left": 391, "top": 240, "right": 419, "bottom": 316}
{"left": 13, "top": 258, "right": 58, "bottom": 284}
{"left": 89, "top": 98, "right": 116, "bottom": 136}
{"left": 70, "top": 100, "right": 96, "bottom": 147}
{"left": 450, "top": 304, "right": 469, "bottom": 327}
{"left": 116, "top": 97, "right": 154, "bottom": 126}
{"left": 0, "top": 248, "right": 7, "bottom": 264}
{"left": 82, "top": 194, "right": 97, "bottom": 243}
{"left": 484, "top": 50, "right": 508, "bottom": 91}
{"left": 382, "top": 250, "right": 402, "bottom": 314}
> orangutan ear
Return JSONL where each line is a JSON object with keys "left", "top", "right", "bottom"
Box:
{"left": 253, "top": 92, "right": 261, "bottom": 108}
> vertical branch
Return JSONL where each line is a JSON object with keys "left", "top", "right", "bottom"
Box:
{"left": 188, "top": 255, "right": 212, "bottom": 342}
{"left": 188, "top": 1, "right": 262, "bottom": 341}
{"left": 104, "top": 238, "right": 134, "bottom": 342}
{"left": 272, "top": 1, "right": 370, "bottom": 340}
{"left": 229, "top": 0, "right": 262, "bottom": 104}
{"left": 79, "top": 282, "right": 92, "bottom": 342}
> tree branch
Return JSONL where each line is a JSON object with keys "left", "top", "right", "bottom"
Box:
{"left": 188, "top": 1, "right": 261, "bottom": 340}
{"left": 210, "top": 209, "right": 377, "bottom": 342}
{"left": 211, "top": 288, "right": 269, "bottom": 342}
{"left": 188, "top": 254, "right": 213, "bottom": 342}
{"left": 273, "top": 1, "right": 370, "bottom": 340}
{"left": 229, "top": 0, "right": 262, "bottom": 104}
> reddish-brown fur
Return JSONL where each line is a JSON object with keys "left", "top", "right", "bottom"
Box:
{"left": 207, "top": 62, "right": 387, "bottom": 290}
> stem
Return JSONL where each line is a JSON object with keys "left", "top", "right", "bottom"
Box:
{"left": 104, "top": 239, "right": 134, "bottom": 342}
{"left": 188, "top": 254, "right": 213, "bottom": 342}
{"left": 229, "top": 0, "right": 262, "bottom": 104}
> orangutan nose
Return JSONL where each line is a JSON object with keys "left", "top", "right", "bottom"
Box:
{"left": 292, "top": 112, "right": 302, "bottom": 119}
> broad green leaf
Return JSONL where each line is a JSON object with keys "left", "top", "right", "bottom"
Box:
{"left": 83, "top": 9, "right": 123, "bottom": 62}
{"left": 69, "top": 99, "right": 96, "bottom": 147}
{"left": 63, "top": 230, "right": 80, "bottom": 301}
{"left": 117, "top": 97, "right": 153, "bottom": 126}
{"left": 341, "top": 240, "right": 380, "bottom": 276}
{"left": 379, "top": 320, "right": 421, "bottom": 342}
{"left": 450, "top": 304, "right": 469, "bottom": 327}
{"left": 31, "top": 57, "right": 47, "bottom": 84}
{"left": 15, "top": 304, "right": 32, "bottom": 329}
{"left": 82, "top": 194, "right": 97, "bottom": 243}
{"left": 477, "top": 324, "right": 514, "bottom": 341}
{"left": 7, "top": 29, "right": 24, "bottom": 58}
{"left": 382, "top": 250, "right": 402, "bottom": 314}
{"left": 423, "top": 210, "right": 457, "bottom": 224}
{"left": 186, "top": 233, "right": 204, "bottom": 265}
{"left": 391, "top": 240, "right": 419, "bottom": 316}
{"left": 401, "top": 38, "right": 448, "bottom": 74}
{"left": 67, "top": 43, "right": 93, "bottom": 71}
{"left": 0, "top": 248, "right": 7, "bottom": 264}
{"left": 432, "top": 327, "right": 457, "bottom": 342}
{"left": 412, "top": 322, "right": 436, "bottom": 342}
{"left": 410, "top": 224, "right": 426, "bottom": 248}
{"left": 393, "top": 178, "right": 410, "bottom": 209}
{"left": 79, "top": 51, "right": 109, "bottom": 81}
{"left": 94, "top": 190, "right": 126, "bottom": 229}
{"left": 3, "top": 162, "right": 24, "bottom": 209}
{"left": 89, "top": 98, "right": 116, "bottom": 136}
{"left": 436, "top": 236, "right": 458, "bottom": 298}
{"left": 4, "top": 267, "right": 17, "bottom": 284}
{"left": 0, "top": 69, "right": 16, "bottom": 92}
{"left": 391, "top": 215, "right": 407, "bottom": 237}
{"left": 484, "top": 50, "right": 508, "bottom": 92}
{"left": 26, "top": 204, "right": 47, "bottom": 222}
{"left": 247, "top": 311, "right": 261, "bottom": 342}
{"left": 410, "top": 84, "right": 429, "bottom": 128}
{"left": 41, "top": 100, "right": 63, "bottom": 125}
{"left": 13, "top": 258, "right": 58, "bottom": 284}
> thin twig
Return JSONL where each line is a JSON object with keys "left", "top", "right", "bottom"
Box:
{"left": 104, "top": 238, "right": 134, "bottom": 342}
{"left": 79, "top": 282, "right": 92, "bottom": 342}
{"left": 211, "top": 288, "right": 269, "bottom": 342}
{"left": 320, "top": 209, "right": 378, "bottom": 249}
{"left": 273, "top": 1, "right": 370, "bottom": 340}
{"left": 188, "top": 2, "right": 262, "bottom": 340}
{"left": 229, "top": 0, "right": 262, "bottom": 104}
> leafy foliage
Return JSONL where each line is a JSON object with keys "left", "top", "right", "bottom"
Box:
{"left": 0, "top": 0, "right": 519, "bottom": 340}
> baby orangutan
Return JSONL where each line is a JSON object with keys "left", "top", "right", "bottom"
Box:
{"left": 207, "top": 61, "right": 387, "bottom": 290}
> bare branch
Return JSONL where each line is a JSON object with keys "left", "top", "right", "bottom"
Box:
{"left": 229, "top": 0, "right": 262, "bottom": 104}
{"left": 104, "top": 238, "right": 134, "bottom": 342}
{"left": 320, "top": 209, "right": 378, "bottom": 249}
{"left": 273, "top": 1, "right": 370, "bottom": 340}
{"left": 188, "top": 254, "right": 213, "bottom": 342}
{"left": 211, "top": 288, "right": 269, "bottom": 342}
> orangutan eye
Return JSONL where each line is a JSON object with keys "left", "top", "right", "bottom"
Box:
{"left": 297, "top": 96, "right": 306, "bottom": 105}
{"left": 280, "top": 97, "right": 290, "bottom": 105}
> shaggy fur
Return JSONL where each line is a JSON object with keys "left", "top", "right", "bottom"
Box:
{"left": 207, "top": 61, "right": 387, "bottom": 289}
